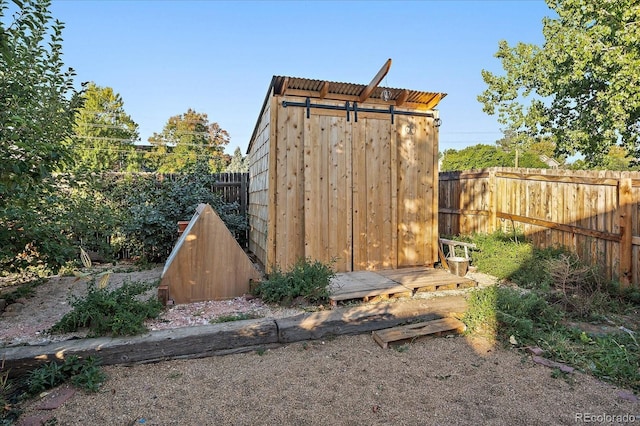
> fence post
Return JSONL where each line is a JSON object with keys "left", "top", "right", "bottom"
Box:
{"left": 619, "top": 174, "right": 633, "bottom": 287}
{"left": 240, "top": 172, "right": 248, "bottom": 218}
{"left": 488, "top": 168, "right": 497, "bottom": 233}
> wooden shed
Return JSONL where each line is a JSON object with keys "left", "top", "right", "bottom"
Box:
{"left": 247, "top": 60, "right": 446, "bottom": 273}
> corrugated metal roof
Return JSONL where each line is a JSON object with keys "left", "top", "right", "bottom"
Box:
{"left": 247, "top": 75, "right": 446, "bottom": 153}
{"left": 272, "top": 75, "right": 446, "bottom": 107}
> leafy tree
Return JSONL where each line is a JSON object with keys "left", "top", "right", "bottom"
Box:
{"left": 515, "top": 151, "right": 549, "bottom": 169}
{"left": 146, "top": 109, "right": 229, "bottom": 173}
{"left": 70, "top": 82, "right": 140, "bottom": 172}
{"left": 225, "top": 147, "right": 248, "bottom": 172}
{"left": 441, "top": 144, "right": 549, "bottom": 171}
{"left": 440, "top": 144, "right": 511, "bottom": 171}
{"left": 0, "top": 0, "right": 80, "bottom": 273}
{"left": 479, "top": 0, "right": 640, "bottom": 167}
{"left": 0, "top": 0, "right": 78, "bottom": 200}
{"left": 570, "top": 145, "right": 640, "bottom": 170}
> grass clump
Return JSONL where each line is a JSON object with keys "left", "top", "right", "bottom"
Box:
{"left": 210, "top": 312, "right": 262, "bottom": 323}
{"left": 27, "top": 355, "right": 106, "bottom": 394}
{"left": 50, "top": 280, "right": 162, "bottom": 337}
{"left": 255, "top": 258, "right": 335, "bottom": 305}
{"left": 1, "top": 278, "right": 44, "bottom": 305}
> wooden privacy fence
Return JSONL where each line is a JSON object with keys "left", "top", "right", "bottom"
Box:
{"left": 439, "top": 168, "right": 640, "bottom": 287}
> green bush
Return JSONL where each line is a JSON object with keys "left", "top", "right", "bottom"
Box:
{"left": 108, "top": 170, "right": 247, "bottom": 263}
{"left": 255, "top": 258, "right": 335, "bottom": 305}
{"left": 27, "top": 355, "right": 105, "bottom": 394}
{"left": 50, "top": 280, "right": 162, "bottom": 337}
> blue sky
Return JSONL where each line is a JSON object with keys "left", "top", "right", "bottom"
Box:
{"left": 47, "top": 0, "right": 552, "bottom": 155}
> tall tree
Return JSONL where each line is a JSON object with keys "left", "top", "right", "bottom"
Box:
{"left": 147, "top": 109, "right": 229, "bottom": 173}
{"left": 440, "top": 144, "right": 548, "bottom": 171}
{"left": 0, "top": 0, "right": 78, "bottom": 200}
{"left": 0, "top": 0, "right": 80, "bottom": 271}
{"left": 225, "top": 147, "right": 248, "bottom": 172}
{"left": 479, "top": 0, "right": 640, "bottom": 166}
{"left": 70, "top": 82, "right": 140, "bottom": 172}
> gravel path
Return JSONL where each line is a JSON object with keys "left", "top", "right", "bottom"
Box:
{"left": 18, "top": 333, "right": 639, "bottom": 425}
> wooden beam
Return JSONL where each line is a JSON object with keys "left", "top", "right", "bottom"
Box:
{"left": 280, "top": 77, "right": 289, "bottom": 95}
{"left": 358, "top": 58, "right": 392, "bottom": 103}
{"left": 319, "top": 81, "right": 329, "bottom": 99}
{"left": 395, "top": 89, "right": 409, "bottom": 106}
{"left": 496, "top": 212, "right": 622, "bottom": 242}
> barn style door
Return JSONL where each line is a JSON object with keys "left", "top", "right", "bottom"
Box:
{"left": 303, "top": 111, "right": 437, "bottom": 272}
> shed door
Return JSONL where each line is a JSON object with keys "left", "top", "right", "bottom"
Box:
{"left": 303, "top": 112, "right": 436, "bottom": 272}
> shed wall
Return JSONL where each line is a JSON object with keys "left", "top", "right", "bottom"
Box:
{"left": 247, "top": 93, "right": 272, "bottom": 266}
{"left": 257, "top": 95, "right": 439, "bottom": 272}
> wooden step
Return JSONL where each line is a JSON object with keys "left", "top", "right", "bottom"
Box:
{"left": 372, "top": 317, "right": 466, "bottom": 349}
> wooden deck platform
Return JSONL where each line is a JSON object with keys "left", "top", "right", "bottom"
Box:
{"left": 329, "top": 267, "right": 476, "bottom": 305}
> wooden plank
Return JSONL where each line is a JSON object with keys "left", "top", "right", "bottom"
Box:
{"left": 280, "top": 76, "right": 289, "bottom": 95}
{"left": 276, "top": 88, "right": 433, "bottom": 109}
{"left": 345, "top": 115, "right": 353, "bottom": 272}
{"left": 379, "top": 118, "right": 393, "bottom": 269}
{"left": 619, "top": 176, "right": 633, "bottom": 286}
{"left": 372, "top": 317, "right": 466, "bottom": 349}
{"left": 495, "top": 170, "right": 620, "bottom": 186}
{"left": 497, "top": 212, "right": 621, "bottom": 242}
{"left": 319, "top": 81, "right": 329, "bottom": 99}
{"left": 390, "top": 115, "right": 398, "bottom": 269}
{"left": 429, "top": 115, "right": 439, "bottom": 264}
{"left": 352, "top": 120, "right": 367, "bottom": 270}
{"left": 366, "top": 119, "right": 381, "bottom": 269}
{"left": 303, "top": 113, "right": 314, "bottom": 260}
{"left": 359, "top": 58, "right": 392, "bottom": 103}
{"left": 395, "top": 89, "right": 409, "bottom": 106}
{"left": 266, "top": 95, "right": 279, "bottom": 272}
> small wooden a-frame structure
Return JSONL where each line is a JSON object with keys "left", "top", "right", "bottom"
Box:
{"left": 161, "top": 203, "right": 261, "bottom": 304}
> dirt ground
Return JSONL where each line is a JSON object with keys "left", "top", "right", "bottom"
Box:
{"left": 3, "top": 266, "right": 639, "bottom": 425}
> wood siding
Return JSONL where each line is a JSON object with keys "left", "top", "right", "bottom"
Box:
{"left": 439, "top": 168, "right": 640, "bottom": 286}
{"left": 247, "top": 94, "right": 272, "bottom": 266}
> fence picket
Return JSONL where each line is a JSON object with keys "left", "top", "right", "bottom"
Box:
{"left": 438, "top": 168, "right": 640, "bottom": 287}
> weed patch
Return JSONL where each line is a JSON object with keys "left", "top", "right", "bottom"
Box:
{"left": 464, "top": 285, "right": 640, "bottom": 391}
{"left": 27, "top": 355, "right": 106, "bottom": 394}
{"left": 49, "top": 280, "right": 162, "bottom": 337}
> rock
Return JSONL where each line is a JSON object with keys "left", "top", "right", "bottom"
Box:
{"left": 87, "top": 250, "right": 106, "bottom": 263}
{"left": 617, "top": 390, "right": 639, "bottom": 402}
{"left": 526, "top": 346, "right": 545, "bottom": 356}
{"left": 531, "top": 355, "right": 574, "bottom": 373}
{"left": 5, "top": 302, "right": 25, "bottom": 313}
{"left": 0, "top": 298, "right": 6, "bottom": 312}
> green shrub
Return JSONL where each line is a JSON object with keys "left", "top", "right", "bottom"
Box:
{"left": 255, "top": 258, "right": 335, "bottom": 305}
{"left": 110, "top": 171, "right": 247, "bottom": 263}
{"left": 27, "top": 355, "right": 105, "bottom": 394}
{"left": 49, "top": 280, "right": 162, "bottom": 337}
